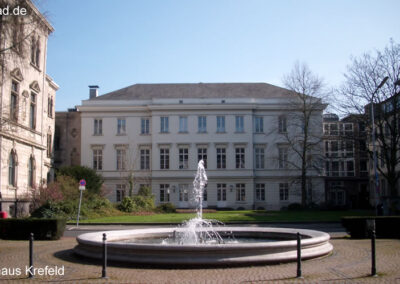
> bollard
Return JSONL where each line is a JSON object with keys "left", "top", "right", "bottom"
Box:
{"left": 29, "top": 233, "right": 34, "bottom": 278}
{"left": 102, "top": 233, "right": 107, "bottom": 279}
{"left": 297, "top": 232, "right": 302, "bottom": 278}
{"left": 371, "top": 230, "right": 377, "bottom": 277}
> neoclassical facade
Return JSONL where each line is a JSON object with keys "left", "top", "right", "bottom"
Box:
{"left": 78, "top": 83, "right": 325, "bottom": 210}
{"left": 0, "top": 0, "right": 58, "bottom": 216}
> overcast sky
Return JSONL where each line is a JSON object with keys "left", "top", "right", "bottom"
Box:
{"left": 36, "top": 0, "right": 400, "bottom": 111}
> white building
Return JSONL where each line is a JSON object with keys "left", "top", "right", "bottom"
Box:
{"left": 78, "top": 83, "right": 325, "bottom": 210}
{"left": 0, "top": 0, "right": 58, "bottom": 216}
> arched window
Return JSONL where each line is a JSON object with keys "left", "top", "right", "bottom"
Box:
{"left": 28, "top": 156, "right": 35, "bottom": 188}
{"left": 8, "top": 151, "right": 17, "bottom": 186}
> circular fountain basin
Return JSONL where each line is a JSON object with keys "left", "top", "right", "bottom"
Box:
{"left": 75, "top": 227, "right": 333, "bottom": 266}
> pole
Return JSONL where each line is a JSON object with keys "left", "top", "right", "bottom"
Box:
{"left": 370, "top": 76, "right": 388, "bottom": 215}
{"left": 76, "top": 189, "right": 83, "bottom": 227}
{"left": 29, "top": 233, "right": 34, "bottom": 278}
{"left": 371, "top": 230, "right": 377, "bottom": 277}
{"left": 297, "top": 232, "right": 302, "bottom": 278}
{"left": 371, "top": 102, "right": 379, "bottom": 215}
{"left": 102, "top": 233, "right": 107, "bottom": 278}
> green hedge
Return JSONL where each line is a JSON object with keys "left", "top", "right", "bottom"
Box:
{"left": 341, "top": 216, "right": 400, "bottom": 239}
{"left": 0, "top": 218, "right": 66, "bottom": 240}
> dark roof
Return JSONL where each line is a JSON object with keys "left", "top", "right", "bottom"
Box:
{"left": 90, "top": 83, "right": 293, "bottom": 101}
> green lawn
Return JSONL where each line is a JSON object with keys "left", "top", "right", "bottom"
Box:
{"left": 75, "top": 210, "right": 374, "bottom": 224}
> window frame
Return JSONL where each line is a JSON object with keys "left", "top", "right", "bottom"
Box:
{"left": 160, "top": 116, "right": 169, "bottom": 133}
{"left": 179, "top": 116, "right": 188, "bottom": 133}
{"left": 117, "top": 118, "right": 126, "bottom": 135}
{"left": 216, "top": 116, "right": 225, "bottom": 133}
{"left": 198, "top": 116, "right": 207, "bottom": 133}
{"left": 94, "top": 118, "right": 103, "bottom": 135}
{"left": 235, "top": 116, "right": 244, "bottom": 133}
{"left": 235, "top": 147, "right": 245, "bottom": 169}
{"left": 216, "top": 147, "right": 226, "bottom": 169}
{"left": 160, "top": 147, "right": 170, "bottom": 169}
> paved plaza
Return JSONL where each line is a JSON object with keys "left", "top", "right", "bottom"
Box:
{"left": 0, "top": 225, "right": 400, "bottom": 283}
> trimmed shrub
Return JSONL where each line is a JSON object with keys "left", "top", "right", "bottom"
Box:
{"left": 137, "top": 186, "right": 153, "bottom": 197}
{"left": 31, "top": 196, "right": 118, "bottom": 220}
{"left": 118, "top": 197, "right": 136, "bottom": 213}
{"left": 57, "top": 166, "right": 103, "bottom": 195}
{"left": 156, "top": 203, "right": 176, "bottom": 213}
{"left": 341, "top": 216, "right": 400, "bottom": 239}
{"left": 0, "top": 218, "right": 66, "bottom": 240}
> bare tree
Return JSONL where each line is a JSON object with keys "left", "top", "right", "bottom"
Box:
{"left": 278, "top": 62, "right": 328, "bottom": 207}
{"left": 118, "top": 146, "right": 151, "bottom": 198}
{"left": 338, "top": 39, "right": 400, "bottom": 204}
{"left": 0, "top": 0, "right": 48, "bottom": 78}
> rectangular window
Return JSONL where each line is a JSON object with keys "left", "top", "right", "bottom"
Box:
{"left": 30, "top": 92, "right": 36, "bottom": 129}
{"left": 141, "top": 118, "right": 150, "bottom": 134}
{"left": 94, "top": 119, "right": 102, "bottom": 135}
{"left": 360, "top": 160, "right": 368, "bottom": 177}
{"left": 255, "top": 147, "right": 265, "bottom": 169}
{"left": 160, "top": 116, "right": 169, "bottom": 133}
{"left": 47, "top": 134, "right": 52, "bottom": 158}
{"left": 331, "top": 161, "right": 339, "bottom": 176}
{"left": 160, "top": 184, "right": 170, "bottom": 202}
{"left": 330, "top": 141, "right": 339, "bottom": 157}
{"left": 197, "top": 148, "right": 207, "bottom": 168}
{"left": 179, "top": 116, "right": 188, "bottom": 133}
{"left": 117, "top": 118, "right": 126, "bottom": 135}
{"left": 345, "top": 141, "right": 353, "bottom": 157}
{"left": 278, "top": 147, "right": 288, "bottom": 169}
{"left": 179, "top": 148, "right": 189, "bottom": 169}
{"left": 203, "top": 186, "right": 208, "bottom": 201}
{"left": 10, "top": 81, "right": 19, "bottom": 121}
{"left": 235, "top": 147, "right": 245, "bottom": 168}
{"left": 179, "top": 184, "right": 189, "bottom": 201}
{"left": 346, "top": 160, "right": 354, "bottom": 177}
{"left": 140, "top": 149, "right": 150, "bottom": 170}
{"left": 236, "top": 184, "right": 246, "bottom": 201}
{"left": 116, "top": 184, "right": 126, "bottom": 202}
{"left": 256, "top": 184, "right": 265, "bottom": 201}
{"left": 198, "top": 116, "right": 207, "bottom": 133}
{"left": 217, "top": 184, "right": 227, "bottom": 201}
{"left": 216, "top": 147, "right": 226, "bottom": 169}
{"left": 279, "top": 115, "right": 287, "bottom": 133}
{"left": 254, "top": 117, "right": 264, "bottom": 133}
{"left": 116, "top": 149, "right": 126, "bottom": 170}
{"left": 235, "top": 116, "right": 244, "bottom": 133}
{"left": 48, "top": 97, "right": 53, "bottom": 118}
{"left": 160, "top": 148, "right": 170, "bottom": 169}
{"left": 279, "top": 183, "right": 289, "bottom": 201}
{"left": 93, "top": 149, "right": 103, "bottom": 170}
{"left": 330, "top": 124, "right": 338, "bottom": 135}
{"left": 344, "top": 123, "right": 353, "bottom": 135}
{"left": 217, "top": 116, "right": 225, "bottom": 132}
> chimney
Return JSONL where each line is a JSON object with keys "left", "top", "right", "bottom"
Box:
{"left": 89, "top": 85, "right": 99, "bottom": 99}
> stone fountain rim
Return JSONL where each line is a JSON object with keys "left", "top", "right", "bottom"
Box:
{"left": 77, "top": 227, "right": 330, "bottom": 250}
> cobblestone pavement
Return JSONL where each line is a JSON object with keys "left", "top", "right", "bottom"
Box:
{"left": 1, "top": 233, "right": 400, "bottom": 283}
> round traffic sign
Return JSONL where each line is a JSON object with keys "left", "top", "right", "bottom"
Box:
{"left": 79, "top": 179, "right": 86, "bottom": 186}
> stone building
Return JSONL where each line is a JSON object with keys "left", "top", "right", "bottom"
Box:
{"left": 54, "top": 108, "right": 81, "bottom": 169}
{"left": 78, "top": 83, "right": 326, "bottom": 210}
{"left": 323, "top": 114, "right": 370, "bottom": 208}
{"left": 0, "top": 0, "right": 58, "bottom": 216}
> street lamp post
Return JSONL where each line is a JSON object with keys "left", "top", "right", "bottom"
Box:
{"left": 370, "top": 76, "right": 388, "bottom": 215}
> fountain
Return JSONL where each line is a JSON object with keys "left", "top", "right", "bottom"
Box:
{"left": 75, "top": 161, "right": 333, "bottom": 266}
